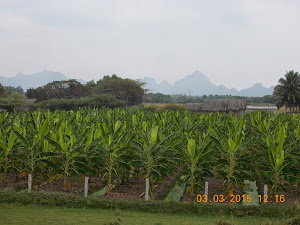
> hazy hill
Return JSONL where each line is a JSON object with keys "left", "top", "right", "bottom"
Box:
{"left": 172, "top": 70, "right": 216, "bottom": 95}
{"left": 238, "top": 83, "right": 275, "bottom": 97}
{"left": 0, "top": 70, "right": 70, "bottom": 90}
{"left": 0, "top": 69, "right": 274, "bottom": 97}
{"left": 140, "top": 70, "right": 274, "bottom": 97}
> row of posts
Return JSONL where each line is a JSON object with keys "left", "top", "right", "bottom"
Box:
{"left": 27, "top": 176, "right": 268, "bottom": 201}
{"left": 27, "top": 174, "right": 89, "bottom": 198}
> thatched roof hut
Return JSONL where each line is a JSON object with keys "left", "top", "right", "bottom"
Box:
{"left": 202, "top": 99, "right": 247, "bottom": 112}
{"left": 186, "top": 103, "right": 202, "bottom": 112}
{"left": 186, "top": 99, "right": 247, "bottom": 115}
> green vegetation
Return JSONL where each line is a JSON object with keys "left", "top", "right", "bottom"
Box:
{"left": 0, "top": 204, "right": 291, "bottom": 225}
{"left": 0, "top": 109, "right": 299, "bottom": 201}
{"left": 175, "top": 136, "right": 213, "bottom": 200}
{"left": 144, "top": 92, "right": 275, "bottom": 105}
{"left": 250, "top": 113, "right": 300, "bottom": 196}
{"left": 210, "top": 116, "right": 250, "bottom": 196}
{"left": 273, "top": 70, "right": 300, "bottom": 112}
{"left": 163, "top": 179, "right": 186, "bottom": 202}
{"left": 0, "top": 190, "right": 299, "bottom": 219}
{"left": 35, "top": 94, "right": 126, "bottom": 111}
{"left": 0, "top": 85, "right": 26, "bottom": 111}
{"left": 25, "top": 75, "right": 145, "bottom": 110}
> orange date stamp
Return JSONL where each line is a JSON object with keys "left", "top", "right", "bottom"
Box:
{"left": 196, "top": 194, "right": 286, "bottom": 203}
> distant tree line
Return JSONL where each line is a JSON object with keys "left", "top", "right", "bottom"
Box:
{"left": 144, "top": 92, "right": 275, "bottom": 105}
{"left": 0, "top": 74, "right": 145, "bottom": 111}
{"left": 25, "top": 74, "right": 145, "bottom": 110}
{"left": 0, "top": 84, "right": 26, "bottom": 111}
{"left": 1, "top": 70, "right": 299, "bottom": 112}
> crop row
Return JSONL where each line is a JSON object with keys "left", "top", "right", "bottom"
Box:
{"left": 0, "top": 108, "right": 299, "bottom": 200}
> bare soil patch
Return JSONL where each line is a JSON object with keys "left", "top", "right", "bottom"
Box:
{"left": 1, "top": 171, "right": 298, "bottom": 205}
{"left": 103, "top": 167, "right": 183, "bottom": 200}
{"left": 0, "top": 173, "right": 104, "bottom": 195}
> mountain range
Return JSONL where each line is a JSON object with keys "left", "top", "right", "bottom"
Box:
{"left": 140, "top": 70, "right": 275, "bottom": 97}
{"left": 0, "top": 70, "right": 274, "bottom": 97}
{"left": 0, "top": 70, "right": 86, "bottom": 90}
{"left": 0, "top": 70, "right": 69, "bottom": 90}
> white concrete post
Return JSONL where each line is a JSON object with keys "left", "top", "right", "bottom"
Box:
{"left": 28, "top": 174, "right": 32, "bottom": 193}
{"left": 84, "top": 177, "right": 89, "bottom": 197}
{"left": 204, "top": 181, "right": 208, "bottom": 197}
{"left": 264, "top": 184, "right": 268, "bottom": 203}
{"left": 145, "top": 178, "right": 149, "bottom": 201}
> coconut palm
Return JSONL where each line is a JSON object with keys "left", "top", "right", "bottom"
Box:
{"left": 273, "top": 70, "right": 300, "bottom": 112}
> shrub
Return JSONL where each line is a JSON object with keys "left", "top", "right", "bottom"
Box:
{"left": 0, "top": 190, "right": 299, "bottom": 219}
{"left": 163, "top": 104, "right": 186, "bottom": 112}
{"left": 140, "top": 104, "right": 187, "bottom": 113}
{"left": 37, "top": 94, "right": 126, "bottom": 110}
{"left": 286, "top": 217, "right": 300, "bottom": 225}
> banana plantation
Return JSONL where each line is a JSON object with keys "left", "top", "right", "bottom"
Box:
{"left": 0, "top": 108, "right": 299, "bottom": 203}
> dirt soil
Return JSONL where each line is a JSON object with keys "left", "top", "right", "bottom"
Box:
{"left": 0, "top": 173, "right": 104, "bottom": 195}
{"left": 1, "top": 171, "right": 298, "bottom": 205}
{"left": 102, "top": 167, "right": 183, "bottom": 201}
{"left": 37, "top": 177, "right": 104, "bottom": 194}
{"left": 0, "top": 173, "right": 28, "bottom": 191}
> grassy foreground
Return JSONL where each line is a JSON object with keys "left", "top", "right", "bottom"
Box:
{"left": 0, "top": 204, "right": 286, "bottom": 225}
{"left": 1, "top": 190, "right": 299, "bottom": 219}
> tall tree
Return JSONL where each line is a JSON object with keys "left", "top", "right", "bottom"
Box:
{"left": 26, "top": 79, "right": 92, "bottom": 102}
{"left": 273, "top": 71, "right": 300, "bottom": 112}
{"left": 96, "top": 75, "right": 145, "bottom": 105}
{"left": 0, "top": 90, "right": 26, "bottom": 111}
{"left": 0, "top": 83, "right": 6, "bottom": 97}
{"left": 5, "top": 86, "right": 24, "bottom": 95}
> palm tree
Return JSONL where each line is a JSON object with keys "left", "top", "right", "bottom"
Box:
{"left": 273, "top": 71, "right": 300, "bottom": 112}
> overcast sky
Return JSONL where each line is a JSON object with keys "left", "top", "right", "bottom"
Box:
{"left": 0, "top": 0, "right": 299, "bottom": 90}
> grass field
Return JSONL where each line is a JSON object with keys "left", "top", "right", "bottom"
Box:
{"left": 0, "top": 204, "right": 288, "bottom": 225}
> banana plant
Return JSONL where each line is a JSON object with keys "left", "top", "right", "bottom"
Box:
{"left": 11, "top": 111, "right": 50, "bottom": 184}
{"left": 0, "top": 111, "right": 18, "bottom": 184}
{"left": 45, "top": 121, "right": 94, "bottom": 191}
{"left": 210, "top": 116, "right": 251, "bottom": 196}
{"left": 174, "top": 133, "right": 214, "bottom": 200}
{"left": 250, "top": 114, "right": 299, "bottom": 196}
{"left": 0, "top": 129, "right": 17, "bottom": 184}
{"left": 173, "top": 111, "right": 202, "bottom": 135}
{"left": 93, "top": 120, "right": 131, "bottom": 194}
{"left": 132, "top": 125, "right": 176, "bottom": 200}
{"left": 258, "top": 121, "right": 298, "bottom": 195}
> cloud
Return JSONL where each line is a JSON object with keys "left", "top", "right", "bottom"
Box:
{"left": 0, "top": 0, "right": 299, "bottom": 89}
